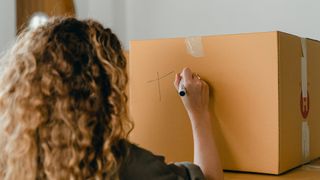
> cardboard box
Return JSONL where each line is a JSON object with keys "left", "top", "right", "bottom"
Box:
{"left": 128, "top": 31, "right": 320, "bottom": 174}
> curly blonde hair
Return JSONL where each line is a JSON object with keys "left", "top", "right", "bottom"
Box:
{"left": 0, "top": 17, "right": 132, "bottom": 179}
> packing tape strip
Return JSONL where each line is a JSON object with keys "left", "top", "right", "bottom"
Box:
{"left": 301, "top": 38, "right": 308, "bottom": 98}
{"left": 302, "top": 121, "right": 310, "bottom": 163}
{"left": 301, "top": 38, "right": 310, "bottom": 163}
{"left": 185, "top": 36, "right": 205, "bottom": 58}
{"left": 302, "top": 158, "right": 320, "bottom": 171}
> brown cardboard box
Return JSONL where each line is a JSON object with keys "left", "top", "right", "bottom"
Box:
{"left": 128, "top": 31, "right": 320, "bottom": 174}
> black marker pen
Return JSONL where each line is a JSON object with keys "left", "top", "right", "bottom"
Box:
{"left": 178, "top": 79, "right": 186, "bottom": 96}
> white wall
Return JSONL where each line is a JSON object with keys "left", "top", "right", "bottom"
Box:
{"left": 80, "top": 0, "right": 320, "bottom": 49}
{"left": 87, "top": 0, "right": 127, "bottom": 46}
{"left": 126, "top": 0, "right": 320, "bottom": 48}
{"left": 2, "top": 1, "right": 320, "bottom": 51}
{"left": 0, "top": 0, "right": 16, "bottom": 53}
{"left": 74, "top": 0, "right": 88, "bottom": 19}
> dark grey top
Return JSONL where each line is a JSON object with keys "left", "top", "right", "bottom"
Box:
{"left": 120, "top": 143, "right": 205, "bottom": 180}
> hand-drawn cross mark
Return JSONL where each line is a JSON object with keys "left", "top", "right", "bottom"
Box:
{"left": 147, "top": 71, "right": 175, "bottom": 101}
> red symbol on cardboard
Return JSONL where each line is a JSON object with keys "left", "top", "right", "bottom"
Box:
{"left": 300, "top": 91, "right": 310, "bottom": 119}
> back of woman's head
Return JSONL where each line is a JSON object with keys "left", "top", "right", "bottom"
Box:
{"left": 0, "top": 17, "right": 132, "bottom": 180}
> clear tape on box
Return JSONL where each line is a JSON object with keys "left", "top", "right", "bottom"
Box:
{"left": 302, "top": 164, "right": 320, "bottom": 171}
{"left": 301, "top": 158, "right": 320, "bottom": 171}
{"left": 302, "top": 121, "right": 310, "bottom": 162}
{"left": 185, "top": 36, "right": 205, "bottom": 58}
{"left": 300, "top": 38, "right": 310, "bottom": 163}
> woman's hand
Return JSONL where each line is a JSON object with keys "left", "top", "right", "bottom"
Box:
{"left": 174, "top": 67, "right": 210, "bottom": 117}
{"left": 174, "top": 67, "right": 224, "bottom": 180}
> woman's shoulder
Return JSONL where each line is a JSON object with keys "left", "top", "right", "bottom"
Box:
{"left": 119, "top": 140, "right": 204, "bottom": 180}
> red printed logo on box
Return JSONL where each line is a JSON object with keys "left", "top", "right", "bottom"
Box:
{"left": 300, "top": 91, "right": 310, "bottom": 119}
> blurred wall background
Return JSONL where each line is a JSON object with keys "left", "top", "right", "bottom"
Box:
{"left": 0, "top": 0, "right": 16, "bottom": 53}
{"left": 1, "top": 0, "right": 320, "bottom": 52}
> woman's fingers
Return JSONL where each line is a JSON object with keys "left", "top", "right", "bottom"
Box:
{"left": 174, "top": 68, "right": 203, "bottom": 92}
{"left": 181, "top": 67, "right": 193, "bottom": 83}
{"left": 174, "top": 73, "right": 181, "bottom": 90}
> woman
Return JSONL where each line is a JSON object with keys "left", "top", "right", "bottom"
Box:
{"left": 0, "top": 17, "right": 223, "bottom": 180}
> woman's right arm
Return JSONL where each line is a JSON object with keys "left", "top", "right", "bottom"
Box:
{"left": 174, "top": 68, "right": 224, "bottom": 180}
